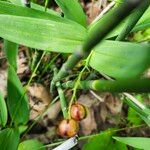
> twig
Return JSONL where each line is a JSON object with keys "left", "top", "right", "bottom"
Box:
{"left": 90, "top": 90, "right": 104, "bottom": 102}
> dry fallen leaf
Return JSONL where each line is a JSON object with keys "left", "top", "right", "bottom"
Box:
{"left": 27, "top": 83, "right": 51, "bottom": 120}
{"left": 78, "top": 94, "right": 97, "bottom": 135}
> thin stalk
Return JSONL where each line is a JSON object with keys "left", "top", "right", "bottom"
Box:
{"left": 56, "top": 82, "right": 68, "bottom": 119}
{"left": 52, "top": 0, "right": 142, "bottom": 87}
{"left": 54, "top": 68, "right": 68, "bottom": 119}
{"left": 68, "top": 52, "right": 92, "bottom": 117}
{"left": 116, "top": 0, "right": 150, "bottom": 41}
{"left": 62, "top": 79, "right": 150, "bottom": 93}
{"left": 10, "top": 52, "right": 46, "bottom": 126}
{"left": 30, "top": 50, "right": 43, "bottom": 71}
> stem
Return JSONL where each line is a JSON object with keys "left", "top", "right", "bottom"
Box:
{"left": 54, "top": 68, "right": 68, "bottom": 119}
{"left": 56, "top": 82, "right": 68, "bottom": 119}
{"left": 116, "top": 0, "right": 150, "bottom": 41}
{"left": 62, "top": 79, "right": 150, "bottom": 93}
{"left": 68, "top": 52, "right": 92, "bottom": 117}
{"left": 52, "top": 0, "right": 142, "bottom": 86}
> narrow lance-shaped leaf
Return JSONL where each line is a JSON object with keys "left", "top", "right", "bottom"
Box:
{"left": 7, "top": 65, "right": 29, "bottom": 125}
{"left": 18, "top": 140, "right": 45, "bottom": 150}
{"left": 83, "top": 130, "right": 127, "bottom": 150}
{"left": 113, "top": 137, "right": 150, "bottom": 150}
{"left": 0, "top": 1, "right": 61, "bottom": 20}
{"left": 90, "top": 40, "right": 150, "bottom": 79}
{"left": 0, "top": 128, "right": 20, "bottom": 150}
{"left": 55, "top": 0, "right": 87, "bottom": 27}
{"left": 4, "top": 40, "right": 18, "bottom": 71}
{"left": 0, "top": 90, "right": 7, "bottom": 127}
{"left": 0, "top": 14, "right": 86, "bottom": 53}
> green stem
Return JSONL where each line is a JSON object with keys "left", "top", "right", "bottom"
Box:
{"left": 54, "top": 68, "right": 68, "bottom": 119}
{"left": 52, "top": 0, "right": 142, "bottom": 86}
{"left": 62, "top": 79, "right": 150, "bottom": 93}
{"left": 56, "top": 82, "right": 68, "bottom": 119}
{"left": 116, "top": 0, "right": 150, "bottom": 41}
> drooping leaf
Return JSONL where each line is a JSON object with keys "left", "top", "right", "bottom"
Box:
{"left": 82, "top": 131, "right": 127, "bottom": 150}
{"left": 18, "top": 140, "right": 45, "bottom": 150}
{"left": 55, "top": 0, "right": 87, "bottom": 27}
{"left": 0, "top": 90, "right": 7, "bottom": 127}
{"left": 4, "top": 40, "right": 18, "bottom": 71}
{"left": 7, "top": 66, "right": 29, "bottom": 125}
{"left": 0, "top": 1, "right": 62, "bottom": 20}
{"left": 113, "top": 137, "right": 150, "bottom": 150}
{"left": 0, "top": 128, "right": 20, "bottom": 150}
{"left": 90, "top": 40, "right": 150, "bottom": 79}
{"left": 0, "top": 14, "right": 86, "bottom": 53}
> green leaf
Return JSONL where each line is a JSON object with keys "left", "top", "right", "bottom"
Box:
{"left": 0, "top": 14, "right": 86, "bottom": 53}
{"left": 0, "top": 1, "right": 62, "bottom": 20}
{"left": 55, "top": 0, "right": 87, "bottom": 27}
{"left": 113, "top": 137, "right": 150, "bottom": 150}
{"left": 82, "top": 131, "right": 127, "bottom": 150}
{"left": 90, "top": 40, "right": 150, "bottom": 79}
{"left": 133, "top": 6, "right": 150, "bottom": 32}
{"left": 18, "top": 140, "right": 45, "bottom": 150}
{"left": 0, "top": 90, "right": 7, "bottom": 127}
{"left": 30, "top": 2, "right": 60, "bottom": 16}
{"left": 100, "top": 6, "right": 150, "bottom": 39}
{"left": 127, "top": 108, "right": 142, "bottom": 125}
{"left": 7, "top": 66, "right": 29, "bottom": 125}
{"left": 0, "top": 128, "right": 20, "bottom": 150}
{"left": 4, "top": 40, "right": 18, "bottom": 71}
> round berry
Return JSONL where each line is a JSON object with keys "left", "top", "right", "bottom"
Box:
{"left": 57, "top": 119, "right": 79, "bottom": 138}
{"left": 70, "top": 103, "right": 87, "bottom": 121}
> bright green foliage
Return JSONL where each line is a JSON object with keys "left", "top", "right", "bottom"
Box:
{"left": 18, "top": 140, "right": 45, "bottom": 150}
{"left": 128, "top": 108, "right": 142, "bottom": 125}
{"left": 0, "top": 14, "right": 86, "bottom": 53}
{"left": 0, "top": 128, "right": 19, "bottom": 150}
{"left": 0, "top": 1, "right": 61, "bottom": 20}
{"left": 0, "top": 91, "right": 7, "bottom": 127}
{"left": 7, "top": 66, "right": 29, "bottom": 125}
{"left": 4, "top": 40, "right": 18, "bottom": 71}
{"left": 82, "top": 131, "right": 127, "bottom": 150}
{"left": 30, "top": 2, "right": 60, "bottom": 16}
{"left": 133, "top": 6, "right": 150, "bottom": 32}
{"left": 105, "top": 5, "right": 150, "bottom": 38}
{"left": 127, "top": 95, "right": 143, "bottom": 125}
{"left": 113, "top": 137, "right": 150, "bottom": 150}
{"left": 55, "top": 0, "right": 87, "bottom": 27}
{"left": 90, "top": 40, "right": 150, "bottom": 79}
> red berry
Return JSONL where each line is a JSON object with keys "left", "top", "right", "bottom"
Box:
{"left": 70, "top": 103, "right": 87, "bottom": 121}
{"left": 57, "top": 119, "right": 79, "bottom": 138}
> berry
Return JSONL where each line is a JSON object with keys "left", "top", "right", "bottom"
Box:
{"left": 70, "top": 103, "right": 87, "bottom": 121}
{"left": 57, "top": 119, "right": 79, "bottom": 138}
